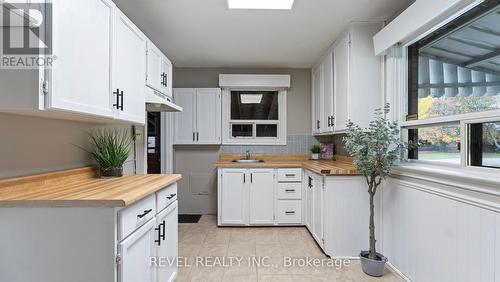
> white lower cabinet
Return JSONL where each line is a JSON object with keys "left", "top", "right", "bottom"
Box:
{"left": 118, "top": 219, "right": 156, "bottom": 282}
{"left": 249, "top": 169, "right": 275, "bottom": 225}
{"left": 304, "top": 170, "right": 324, "bottom": 246}
{"left": 218, "top": 168, "right": 302, "bottom": 226}
{"left": 156, "top": 201, "right": 178, "bottom": 282}
{"left": 119, "top": 184, "right": 179, "bottom": 282}
{"left": 303, "top": 169, "right": 377, "bottom": 258}
{"left": 220, "top": 169, "right": 247, "bottom": 225}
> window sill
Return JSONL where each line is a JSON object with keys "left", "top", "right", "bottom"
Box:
{"left": 390, "top": 162, "right": 500, "bottom": 197}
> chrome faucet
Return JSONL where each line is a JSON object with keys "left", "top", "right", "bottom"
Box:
{"left": 245, "top": 150, "right": 251, "bottom": 160}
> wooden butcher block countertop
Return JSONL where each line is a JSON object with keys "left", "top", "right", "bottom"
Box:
{"left": 215, "top": 154, "right": 360, "bottom": 175}
{"left": 0, "top": 167, "right": 182, "bottom": 208}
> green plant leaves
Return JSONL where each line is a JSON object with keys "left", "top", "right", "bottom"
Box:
{"left": 88, "top": 129, "right": 132, "bottom": 168}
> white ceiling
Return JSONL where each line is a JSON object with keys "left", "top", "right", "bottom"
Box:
{"left": 114, "top": 0, "right": 412, "bottom": 68}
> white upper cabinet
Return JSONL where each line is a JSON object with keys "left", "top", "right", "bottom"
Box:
{"left": 173, "top": 88, "right": 221, "bottom": 145}
{"left": 312, "top": 22, "right": 383, "bottom": 134}
{"left": 333, "top": 33, "right": 350, "bottom": 132}
{"left": 113, "top": 9, "right": 147, "bottom": 124}
{"left": 49, "top": 0, "right": 115, "bottom": 118}
{"left": 0, "top": 0, "right": 176, "bottom": 125}
{"left": 146, "top": 42, "right": 172, "bottom": 98}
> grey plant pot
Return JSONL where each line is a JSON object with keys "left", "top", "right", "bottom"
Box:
{"left": 360, "top": 251, "right": 388, "bottom": 277}
{"left": 99, "top": 166, "right": 123, "bottom": 178}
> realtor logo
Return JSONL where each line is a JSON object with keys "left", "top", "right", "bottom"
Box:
{"left": 1, "top": 1, "right": 54, "bottom": 68}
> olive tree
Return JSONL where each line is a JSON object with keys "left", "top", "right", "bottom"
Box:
{"left": 344, "top": 104, "right": 407, "bottom": 260}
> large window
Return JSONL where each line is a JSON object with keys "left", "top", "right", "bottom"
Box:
{"left": 406, "top": 0, "right": 500, "bottom": 168}
{"left": 222, "top": 90, "right": 287, "bottom": 145}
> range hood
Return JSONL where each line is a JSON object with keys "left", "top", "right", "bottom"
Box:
{"left": 146, "top": 90, "right": 182, "bottom": 112}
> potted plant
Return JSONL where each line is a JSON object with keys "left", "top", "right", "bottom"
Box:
{"left": 344, "top": 104, "right": 406, "bottom": 277}
{"left": 310, "top": 144, "right": 321, "bottom": 160}
{"left": 89, "top": 129, "right": 132, "bottom": 178}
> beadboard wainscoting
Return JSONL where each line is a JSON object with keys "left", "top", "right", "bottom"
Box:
{"left": 382, "top": 175, "right": 500, "bottom": 282}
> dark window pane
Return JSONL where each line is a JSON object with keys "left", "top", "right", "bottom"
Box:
{"left": 256, "top": 124, "right": 278, "bottom": 137}
{"left": 231, "top": 124, "right": 252, "bottom": 137}
{"left": 469, "top": 121, "right": 500, "bottom": 168}
{"left": 407, "top": 3, "right": 500, "bottom": 120}
{"left": 408, "top": 125, "right": 461, "bottom": 164}
{"left": 231, "top": 91, "right": 279, "bottom": 120}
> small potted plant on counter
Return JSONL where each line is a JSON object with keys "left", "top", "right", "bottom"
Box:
{"left": 310, "top": 144, "right": 321, "bottom": 160}
{"left": 344, "top": 104, "right": 406, "bottom": 277}
{"left": 89, "top": 129, "right": 132, "bottom": 178}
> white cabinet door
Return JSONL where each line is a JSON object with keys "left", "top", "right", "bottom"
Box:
{"left": 156, "top": 201, "right": 178, "bottom": 282}
{"left": 146, "top": 42, "right": 163, "bottom": 93}
{"left": 305, "top": 173, "right": 314, "bottom": 232}
{"left": 322, "top": 52, "right": 334, "bottom": 133}
{"left": 196, "top": 89, "right": 221, "bottom": 144}
{"left": 312, "top": 174, "right": 323, "bottom": 246}
{"left": 220, "top": 169, "right": 247, "bottom": 225}
{"left": 113, "top": 9, "right": 146, "bottom": 124}
{"left": 173, "top": 89, "right": 196, "bottom": 144}
{"left": 333, "top": 33, "right": 350, "bottom": 132}
{"left": 118, "top": 219, "right": 156, "bottom": 282}
{"left": 49, "top": 0, "right": 114, "bottom": 118}
{"left": 311, "top": 66, "right": 323, "bottom": 134}
{"left": 161, "top": 58, "right": 173, "bottom": 98}
{"left": 249, "top": 169, "right": 275, "bottom": 225}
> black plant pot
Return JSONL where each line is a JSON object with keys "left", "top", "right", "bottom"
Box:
{"left": 360, "top": 250, "right": 387, "bottom": 277}
{"left": 99, "top": 166, "right": 123, "bottom": 178}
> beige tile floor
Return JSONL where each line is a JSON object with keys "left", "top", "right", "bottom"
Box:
{"left": 177, "top": 215, "right": 404, "bottom": 282}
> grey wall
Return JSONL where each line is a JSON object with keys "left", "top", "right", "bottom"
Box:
{"left": 173, "top": 67, "right": 312, "bottom": 214}
{"left": 0, "top": 113, "right": 143, "bottom": 179}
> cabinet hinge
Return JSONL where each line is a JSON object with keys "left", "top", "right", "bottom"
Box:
{"left": 42, "top": 80, "right": 49, "bottom": 94}
{"left": 115, "top": 254, "right": 122, "bottom": 265}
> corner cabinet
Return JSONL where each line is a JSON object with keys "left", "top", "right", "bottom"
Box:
{"left": 173, "top": 88, "right": 221, "bottom": 145}
{"left": 312, "top": 22, "right": 383, "bottom": 134}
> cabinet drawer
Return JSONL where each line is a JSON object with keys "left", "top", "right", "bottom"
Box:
{"left": 276, "top": 200, "right": 302, "bottom": 224}
{"left": 277, "top": 168, "right": 302, "bottom": 182}
{"left": 277, "top": 183, "right": 302, "bottom": 200}
{"left": 118, "top": 194, "right": 156, "bottom": 240}
{"left": 156, "top": 183, "right": 178, "bottom": 213}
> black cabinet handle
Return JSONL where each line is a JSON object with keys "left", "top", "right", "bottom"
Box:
{"left": 285, "top": 189, "right": 295, "bottom": 192}
{"left": 250, "top": 173, "right": 253, "bottom": 183}
{"left": 308, "top": 176, "right": 312, "bottom": 188}
{"left": 161, "top": 220, "right": 166, "bottom": 241}
{"left": 167, "top": 193, "right": 176, "bottom": 200}
{"left": 328, "top": 116, "right": 332, "bottom": 127}
{"left": 137, "top": 209, "right": 152, "bottom": 219}
{"left": 192, "top": 132, "right": 195, "bottom": 141}
{"left": 113, "top": 88, "right": 120, "bottom": 110}
{"left": 164, "top": 73, "right": 168, "bottom": 87}
{"left": 154, "top": 221, "right": 165, "bottom": 246}
{"left": 285, "top": 174, "right": 295, "bottom": 177}
{"left": 243, "top": 174, "right": 246, "bottom": 183}
{"left": 197, "top": 132, "right": 199, "bottom": 141}
{"left": 285, "top": 211, "right": 295, "bottom": 215}
{"left": 317, "top": 120, "right": 320, "bottom": 129}
{"left": 120, "top": 90, "right": 124, "bottom": 111}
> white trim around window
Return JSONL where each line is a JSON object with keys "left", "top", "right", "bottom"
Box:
{"left": 221, "top": 88, "right": 287, "bottom": 145}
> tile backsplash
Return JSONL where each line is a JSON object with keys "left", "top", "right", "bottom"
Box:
{"left": 221, "top": 134, "right": 320, "bottom": 154}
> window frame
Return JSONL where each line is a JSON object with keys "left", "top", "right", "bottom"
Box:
{"left": 221, "top": 88, "right": 287, "bottom": 145}
{"left": 399, "top": 0, "right": 500, "bottom": 170}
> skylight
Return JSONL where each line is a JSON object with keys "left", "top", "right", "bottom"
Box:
{"left": 227, "top": 0, "right": 295, "bottom": 10}
{"left": 240, "top": 94, "right": 263, "bottom": 104}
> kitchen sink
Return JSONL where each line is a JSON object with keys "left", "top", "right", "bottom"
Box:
{"left": 232, "top": 159, "right": 264, "bottom": 163}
